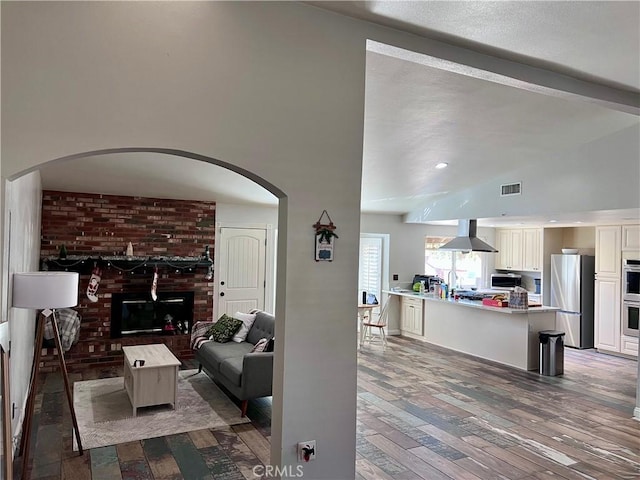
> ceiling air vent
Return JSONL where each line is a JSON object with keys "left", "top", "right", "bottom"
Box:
{"left": 501, "top": 182, "right": 522, "bottom": 196}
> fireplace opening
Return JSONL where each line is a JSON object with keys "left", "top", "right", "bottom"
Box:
{"left": 111, "top": 291, "right": 194, "bottom": 338}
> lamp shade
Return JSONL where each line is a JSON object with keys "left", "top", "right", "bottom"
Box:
{"left": 12, "top": 272, "right": 79, "bottom": 309}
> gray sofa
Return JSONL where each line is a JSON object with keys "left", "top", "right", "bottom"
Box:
{"left": 193, "top": 310, "right": 274, "bottom": 416}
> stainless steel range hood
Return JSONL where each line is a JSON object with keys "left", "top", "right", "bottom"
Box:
{"left": 439, "top": 219, "right": 498, "bottom": 252}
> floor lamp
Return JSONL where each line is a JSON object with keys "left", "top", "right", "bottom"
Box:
{"left": 12, "top": 272, "right": 83, "bottom": 479}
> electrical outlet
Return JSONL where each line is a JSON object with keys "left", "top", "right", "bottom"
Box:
{"left": 298, "top": 440, "right": 316, "bottom": 462}
{"left": 393, "top": 274, "right": 399, "bottom": 281}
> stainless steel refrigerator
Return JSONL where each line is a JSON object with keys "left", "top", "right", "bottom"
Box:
{"left": 550, "top": 254, "right": 595, "bottom": 348}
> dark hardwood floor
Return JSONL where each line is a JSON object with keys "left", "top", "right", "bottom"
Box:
{"left": 14, "top": 336, "right": 639, "bottom": 479}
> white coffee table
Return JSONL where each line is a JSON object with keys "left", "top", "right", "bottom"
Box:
{"left": 122, "top": 343, "right": 181, "bottom": 416}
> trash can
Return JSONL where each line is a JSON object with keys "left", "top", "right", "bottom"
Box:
{"left": 539, "top": 330, "right": 565, "bottom": 376}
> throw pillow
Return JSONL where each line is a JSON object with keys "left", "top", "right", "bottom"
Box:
{"left": 204, "top": 315, "right": 227, "bottom": 338}
{"left": 205, "top": 314, "right": 234, "bottom": 337}
{"left": 251, "top": 337, "right": 269, "bottom": 353}
{"left": 265, "top": 337, "right": 275, "bottom": 352}
{"left": 231, "top": 311, "right": 258, "bottom": 343}
{"left": 208, "top": 314, "right": 243, "bottom": 343}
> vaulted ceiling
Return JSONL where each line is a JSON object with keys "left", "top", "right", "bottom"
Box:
{"left": 39, "top": 1, "right": 640, "bottom": 227}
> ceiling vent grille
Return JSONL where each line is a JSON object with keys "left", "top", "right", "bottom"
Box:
{"left": 501, "top": 182, "right": 522, "bottom": 196}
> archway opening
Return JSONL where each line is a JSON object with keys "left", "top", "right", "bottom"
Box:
{"left": 3, "top": 147, "right": 285, "bottom": 474}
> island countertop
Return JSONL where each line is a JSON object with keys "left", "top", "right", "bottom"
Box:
{"left": 382, "top": 289, "right": 558, "bottom": 370}
{"left": 383, "top": 289, "right": 558, "bottom": 314}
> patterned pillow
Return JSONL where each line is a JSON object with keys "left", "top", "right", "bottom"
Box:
{"left": 205, "top": 314, "right": 230, "bottom": 337}
{"left": 208, "top": 314, "right": 243, "bottom": 343}
{"left": 251, "top": 337, "right": 269, "bottom": 353}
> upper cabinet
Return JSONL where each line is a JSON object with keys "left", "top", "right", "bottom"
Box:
{"left": 522, "top": 229, "right": 542, "bottom": 272}
{"left": 495, "top": 229, "right": 510, "bottom": 270}
{"left": 595, "top": 226, "right": 621, "bottom": 277}
{"left": 495, "top": 229, "right": 523, "bottom": 270}
{"left": 495, "top": 228, "right": 541, "bottom": 272}
{"left": 622, "top": 225, "right": 640, "bottom": 252}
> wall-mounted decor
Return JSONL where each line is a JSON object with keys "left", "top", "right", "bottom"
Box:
{"left": 313, "top": 210, "right": 338, "bottom": 262}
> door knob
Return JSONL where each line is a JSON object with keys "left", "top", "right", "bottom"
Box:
{"left": 220, "top": 292, "right": 225, "bottom": 297}
{"left": 220, "top": 281, "right": 225, "bottom": 285}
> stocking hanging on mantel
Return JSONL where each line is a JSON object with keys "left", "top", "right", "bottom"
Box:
{"left": 313, "top": 210, "right": 338, "bottom": 262}
{"left": 86, "top": 264, "right": 102, "bottom": 302}
{"left": 151, "top": 267, "right": 159, "bottom": 301}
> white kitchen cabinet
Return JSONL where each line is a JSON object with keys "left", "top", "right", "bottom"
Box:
{"left": 522, "top": 228, "right": 542, "bottom": 272}
{"left": 621, "top": 335, "right": 638, "bottom": 357}
{"left": 622, "top": 225, "right": 640, "bottom": 252}
{"left": 401, "top": 296, "right": 423, "bottom": 336}
{"left": 595, "top": 226, "right": 621, "bottom": 277}
{"left": 495, "top": 229, "right": 523, "bottom": 271}
{"left": 495, "top": 229, "right": 511, "bottom": 269}
{"left": 595, "top": 277, "right": 621, "bottom": 352}
{"left": 510, "top": 230, "right": 523, "bottom": 270}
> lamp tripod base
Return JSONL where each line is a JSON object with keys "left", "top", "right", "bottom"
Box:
{"left": 19, "top": 310, "right": 83, "bottom": 479}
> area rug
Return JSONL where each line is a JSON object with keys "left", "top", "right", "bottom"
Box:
{"left": 73, "top": 369, "right": 250, "bottom": 450}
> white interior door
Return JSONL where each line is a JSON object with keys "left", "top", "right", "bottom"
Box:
{"left": 218, "top": 227, "right": 266, "bottom": 316}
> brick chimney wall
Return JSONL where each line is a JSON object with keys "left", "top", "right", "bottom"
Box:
{"left": 39, "top": 191, "right": 216, "bottom": 371}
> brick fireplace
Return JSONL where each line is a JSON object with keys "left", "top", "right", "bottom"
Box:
{"left": 38, "top": 191, "right": 216, "bottom": 372}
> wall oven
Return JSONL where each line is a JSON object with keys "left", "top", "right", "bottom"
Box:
{"left": 623, "top": 301, "right": 639, "bottom": 337}
{"left": 623, "top": 259, "right": 640, "bottom": 302}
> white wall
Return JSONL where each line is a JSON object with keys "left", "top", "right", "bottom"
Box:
{"left": 2, "top": 172, "right": 42, "bottom": 453}
{"left": 560, "top": 226, "right": 596, "bottom": 255}
{"left": 216, "top": 203, "right": 278, "bottom": 227}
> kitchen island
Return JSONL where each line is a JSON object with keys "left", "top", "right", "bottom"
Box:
{"left": 384, "top": 290, "right": 558, "bottom": 371}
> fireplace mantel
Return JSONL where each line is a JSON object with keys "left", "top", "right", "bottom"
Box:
{"left": 41, "top": 255, "right": 213, "bottom": 276}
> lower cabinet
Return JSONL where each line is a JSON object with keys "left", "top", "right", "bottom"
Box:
{"left": 595, "top": 277, "right": 621, "bottom": 352}
{"left": 401, "top": 296, "right": 423, "bottom": 336}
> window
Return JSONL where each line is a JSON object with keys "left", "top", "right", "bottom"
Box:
{"left": 359, "top": 236, "right": 382, "bottom": 301}
{"left": 425, "top": 237, "right": 484, "bottom": 289}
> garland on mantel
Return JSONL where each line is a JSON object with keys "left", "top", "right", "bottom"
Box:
{"left": 41, "top": 254, "right": 213, "bottom": 276}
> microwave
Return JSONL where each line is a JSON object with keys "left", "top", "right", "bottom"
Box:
{"left": 623, "top": 259, "right": 640, "bottom": 302}
{"left": 491, "top": 273, "right": 522, "bottom": 290}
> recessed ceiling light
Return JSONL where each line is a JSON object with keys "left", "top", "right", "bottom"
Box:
{"left": 574, "top": 221, "right": 582, "bottom": 224}
{"left": 549, "top": 220, "right": 558, "bottom": 223}
{"left": 435, "top": 162, "right": 448, "bottom": 169}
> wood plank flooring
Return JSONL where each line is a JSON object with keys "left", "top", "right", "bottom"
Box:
{"left": 14, "top": 337, "right": 639, "bottom": 479}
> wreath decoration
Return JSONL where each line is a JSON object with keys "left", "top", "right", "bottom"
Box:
{"left": 313, "top": 211, "right": 338, "bottom": 244}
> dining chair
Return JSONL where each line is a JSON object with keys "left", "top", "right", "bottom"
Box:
{"left": 362, "top": 300, "right": 389, "bottom": 349}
